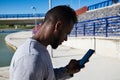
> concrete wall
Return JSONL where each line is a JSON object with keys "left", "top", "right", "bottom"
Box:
{"left": 62, "top": 37, "right": 120, "bottom": 58}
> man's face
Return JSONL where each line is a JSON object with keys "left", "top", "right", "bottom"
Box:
{"left": 51, "top": 21, "right": 74, "bottom": 49}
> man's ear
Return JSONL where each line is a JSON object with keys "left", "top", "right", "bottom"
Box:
{"left": 54, "top": 21, "right": 62, "bottom": 31}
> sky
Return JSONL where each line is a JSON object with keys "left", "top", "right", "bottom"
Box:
{"left": 0, "top": 0, "right": 106, "bottom": 14}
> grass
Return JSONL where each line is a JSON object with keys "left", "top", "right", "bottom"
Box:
{"left": 0, "top": 25, "right": 34, "bottom": 29}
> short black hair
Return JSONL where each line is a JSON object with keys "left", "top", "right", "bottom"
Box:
{"left": 44, "top": 5, "right": 77, "bottom": 24}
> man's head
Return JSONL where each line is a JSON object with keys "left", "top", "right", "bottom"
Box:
{"left": 44, "top": 5, "right": 77, "bottom": 24}
{"left": 35, "top": 5, "right": 77, "bottom": 49}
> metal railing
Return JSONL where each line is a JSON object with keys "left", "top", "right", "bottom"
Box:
{"left": 0, "top": 13, "right": 45, "bottom": 18}
{"left": 70, "top": 16, "right": 120, "bottom": 37}
{"left": 88, "top": 0, "right": 119, "bottom": 10}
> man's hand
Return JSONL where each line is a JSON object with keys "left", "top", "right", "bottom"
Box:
{"left": 66, "top": 59, "right": 83, "bottom": 75}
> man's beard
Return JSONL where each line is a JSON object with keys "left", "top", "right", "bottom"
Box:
{"left": 51, "top": 37, "right": 60, "bottom": 49}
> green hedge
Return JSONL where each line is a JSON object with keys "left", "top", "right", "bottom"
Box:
{"left": 0, "top": 25, "right": 34, "bottom": 29}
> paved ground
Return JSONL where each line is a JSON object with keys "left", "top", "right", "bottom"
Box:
{"left": 52, "top": 45, "right": 120, "bottom": 80}
{"left": 1, "top": 31, "right": 120, "bottom": 80}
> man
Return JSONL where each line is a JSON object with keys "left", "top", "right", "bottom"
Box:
{"left": 10, "top": 5, "right": 83, "bottom": 80}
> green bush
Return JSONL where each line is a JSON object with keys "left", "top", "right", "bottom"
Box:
{"left": 0, "top": 25, "right": 34, "bottom": 29}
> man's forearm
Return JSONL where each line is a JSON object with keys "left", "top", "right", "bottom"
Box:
{"left": 54, "top": 66, "right": 73, "bottom": 80}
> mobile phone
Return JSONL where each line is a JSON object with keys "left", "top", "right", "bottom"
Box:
{"left": 78, "top": 49, "right": 95, "bottom": 68}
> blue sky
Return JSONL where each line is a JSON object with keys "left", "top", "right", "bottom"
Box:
{"left": 0, "top": 0, "right": 106, "bottom": 14}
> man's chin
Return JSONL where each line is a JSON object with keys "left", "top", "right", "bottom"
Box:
{"left": 51, "top": 44, "right": 59, "bottom": 49}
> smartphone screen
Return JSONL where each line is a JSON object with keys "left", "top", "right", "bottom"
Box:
{"left": 79, "top": 49, "right": 95, "bottom": 66}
